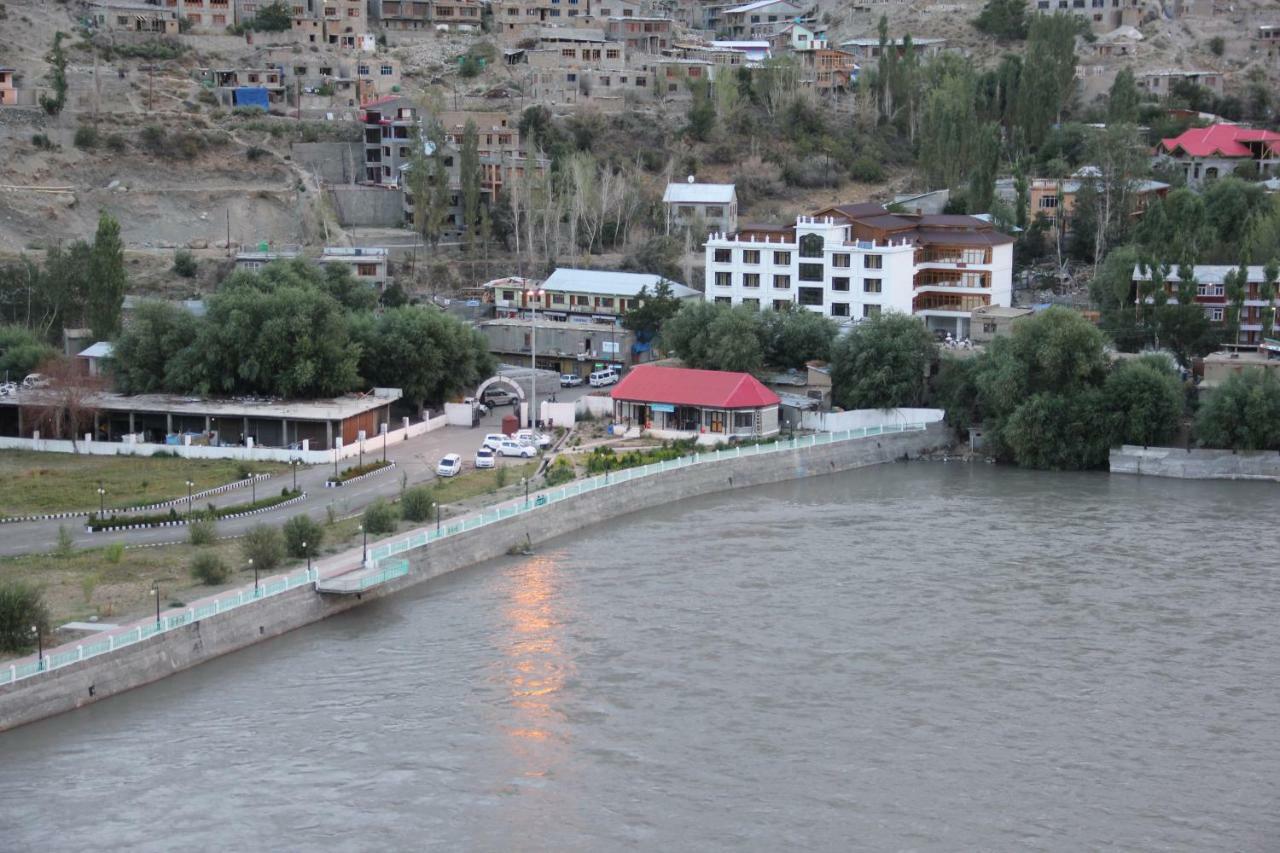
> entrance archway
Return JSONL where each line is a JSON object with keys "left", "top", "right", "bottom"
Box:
{"left": 474, "top": 375, "right": 526, "bottom": 403}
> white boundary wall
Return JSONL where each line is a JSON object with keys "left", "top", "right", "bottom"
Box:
{"left": 801, "top": 408, "right": 944, "bottom": 432}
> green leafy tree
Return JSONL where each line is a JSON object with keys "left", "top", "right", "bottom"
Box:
{"left": 706, "top": 306, "right": 765, "bottom": 374}
{"left": 1104, "top": 356, "right": 1183, "bottom": 446}
{"left": 1260, "top": 258, "right": 1279, "bottom": 340}
{"left": 1016, "top": 14, "right": 1078, "bottom": 149}
{"left": 109, "top": 300, "right": 200, "bottom": 394}
{"left": 761, "top": 306, "right": 838, "bottom": 369}
{"left": 1155, "top": 302, "right": 1217, "bottom": 369}
{"left": 408, "top": 120, "right": 452, "bottom": 250}
{"left": 1194, "top": 370, "right": 1280, "bottom": 450}
{"left": 0, "top": 580, "right": 50, "bottom": 653}
{"left": 459, "top": 120, "right": 482, "bottom": 245}
{"left": 317, "top": 262, "right": 379, "bottom": 312}
{"left": 686, "top": 77, "right": 716, "bottom": 141}
{"left": 1107, "top": 68, "right": 1140, "bottom": 124}
{"left": 363, "top": 498, "right": 398, "bottom": 534}
{"left": 830, "top": 312, "right": 936, "bottom": 409}
{"left": 0, "top": 325, "right": 57, "bottom": 380}
{"left": 1002, "top": 388, "right": 1113, "bottom": 469}
{"left": 172, "top": 249, "right": 198, "bottom": 278}
{"left": 241, "top": 524, "right": 285, "bottom": 572}
{"left": 190, "top": 552, "right": 230, "bottom": 585}
{"left": 39, "top": 33, "right": 67, "bottom": 116}
{"left": 400, "top": 485, "right": 435, "bottom": 522}
{"left": 657, "top": 301, "right": 722, "bottom": 368}
{"left": 621, "top": 281, "right": 685, "bottom": 343}
{"left": 353, "top": 306, "right": 495, "bottom": 411}
{"left": 244, "top": 1, "right": 291, "bottom": 31}
{"left": 974, "top": 0, "right": 1028, "bottom": 40}
{"left": 86, "top": 212, "right": 127, "bottom": 341}
{"left": 283, "top": 514, "right": 324, "bottom": 558}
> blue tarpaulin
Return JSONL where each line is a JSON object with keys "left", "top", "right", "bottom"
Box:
{"left": 233, "top": 87, "right": 269, "bottom": 109}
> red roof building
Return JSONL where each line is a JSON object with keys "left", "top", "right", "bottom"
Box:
{"left": 610, "top": 365, "right": 781, "bottom": 440}
{"left": 1156, "top": 124, "right": 1280, "bottom": 185}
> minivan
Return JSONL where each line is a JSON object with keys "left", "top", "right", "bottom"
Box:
{"left": 483, "top": 388, "right": 518, "bottom": 406}
{"left": 589, "top": 369, "right": 618, "bottom": 387}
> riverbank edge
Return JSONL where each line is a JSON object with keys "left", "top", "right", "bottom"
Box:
{"left": 0, "top": 425, "right": 946, "bottom": 732}
{"left": 1109, "top": 445, "right": 1280, "bottom": 481}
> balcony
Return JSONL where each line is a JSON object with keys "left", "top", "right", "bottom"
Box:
{"left": 914, "top": 270, "right": 990, "bottom": 290}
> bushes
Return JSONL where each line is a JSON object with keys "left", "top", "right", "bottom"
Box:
{"left": 189, "top": 516, "right": 217, "bottom": 545}
{"left": 362, "top": 499, "right": 398, "bottom": 534}
{"left": 241, "top": 523, "right": 284, "bottom": 572}
{"left": 330, "top": 459, "right": 392, "bottom": 484}
{"left": 585, "top": 441, "right": 695, "bottom": 474}
{"left": 0, "top": 581, "right": 50, "bottom": 653}
{"left": 544, "top": 457, "right": 575, "bottom": 486}
{"left": 848, "top": 155, "right": 884, "bottom": 183}
{"left": 1194, "top": 370, "right": 1280, "bottom": 450}
{"left": 31, "top": 133, "right": 55, "bottom": 150}
{"left": 191, "top": 551, "right": 231, "bottom": 585}
{"left": 400, "top": 485, "right": 435, "bottom": 523}
{"left": 140, "top": 124, "right": 166, "bottom": 154}
{"left": 172, "top": 249, "right": 198, "bottom": 278}
{"left": 246, "top": 145, "right": 269, "bottom": 161}
{"left": 74, "top": 126, "right": 99, "bottom": 149}
{"left": 104, "top": 134, "right": 126, "bottom": 152}
{"left": 283, "top": 514, "right": 324, "bottom": 558}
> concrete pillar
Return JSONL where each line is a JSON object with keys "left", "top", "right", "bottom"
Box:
{"left": 282, "top": 419, "right": 290, "bottom": 448}
{"left": 17, "top": 405, "right": 23, "bottom": 436}
{"left": 93, "top": 411, "right": 100, "bottom": 439}
{"left": 326, "top": 420, "right": 334, "bottom": 450}
{"left": 166, "top": 413, "right": 173, "bottom": 435}
{"left": 242, "top": 416, "right": 249, "bottom": 445}
{"left": 204, "top": 415, "right": 211, "bottom": 436}
{"left": 128, "top": 412, "right": 135, "bottom": 435}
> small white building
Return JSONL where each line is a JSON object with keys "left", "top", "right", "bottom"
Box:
{"left": 319, "top": 247, "right": 389, "bottom": 290}
{"left": 710, "top": 40, "right": 772, "bottom": 64}
{"left": 76, "top": 342, "right": 114, "bottom": 378}
{"left": 487, "top": 269, "right": 700, "bottom": 324}
{"left": 234, "top": 250, "right": 301, "bottom": 272}
{"left": 663, "top": 181, "right": 738, "bottom": 235}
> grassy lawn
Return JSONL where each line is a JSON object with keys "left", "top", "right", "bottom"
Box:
{"left": 0, "top": 451, "right": 291, "bottom": 518}
{"left": 432, "top": 461, "right": 538, "bottom": 506}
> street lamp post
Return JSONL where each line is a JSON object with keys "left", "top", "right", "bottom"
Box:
{"left": 523, "top": 476, "right": 529, "bottom": 506}
{"left": 186, "top": 479, "right": 194, "bottom": 515}
{"left": 382, "top": 422, "right": 388, "bottom": 464}
{"left": 32, "top": 624, "right": 42, "bottom": 671}
{"left": 250, "top": 558, "right": 258, "bottom": 596}
{"left": 304, "top": 541, "right": 311, "bottom": 577}
{"left": 435, "top": 503, "right": 441, "bottom": 536}
{"left": 97, "top": 485, "right": 105, "bottom": 516}
{"left": 150, "top": 584, "right": 161, "bottom": 628}
{"left": 525, "top": 286, "right": 545, "bottom": 429}
{"left": 291, "top": 459, "right": 298, "bottom": 492}
{"left": 251, "top": 473, "right": 256, "bottom": 504}
{"left": 360, "top": 523, "right": 367, "bottom": 566}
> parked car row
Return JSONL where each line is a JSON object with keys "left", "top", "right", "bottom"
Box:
{"left": 0, "top": 374, "right": 48, "bottom": 397}
{"left": 436, "top": 429, "right": 553, "bottom": 478}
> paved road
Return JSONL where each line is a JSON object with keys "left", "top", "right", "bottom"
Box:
{"left": 0, "top": 384, "right": 599, "bottom": 557}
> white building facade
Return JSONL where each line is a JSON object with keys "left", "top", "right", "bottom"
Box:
{"left": 703, "top": 203, "right": 1014, "bottom": 338}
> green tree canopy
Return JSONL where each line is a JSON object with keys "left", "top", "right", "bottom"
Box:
{"left": 974, "top": 0, "right": 1028, "bottom": 40}
{"left": 1194, "top": 370, "right": 1280, "bottom": 450}
{"left": 86, "top": 212, "right": 126, "bottom": 342}
{"left": 829, "top": 312, "right": 936, "bottom": 409}
{"left": 1104, "top": 355, "right": 1183, "bottom": 447}
{"left": 621, "top": 281, "right": 685, "bottom": 342}
{"left": 353, "top": 306, "right": 495, "bottom": 409}
{"left": 108, "top": 300, "right": 200, "bottom": 394}
{"left": 0, "top": 325, "right": 57, "bottom": 381}
{"left": 761, "top": 306, "right": 838, "bottom": 369}
{"left": 1107, "top": 68, "right": 1140, "bottom": 124}
{"left": 658, "top": 301, "right": 723, "bottom": 368}
{"left": 705, "top": 307, "right": 765, "bottom": 374}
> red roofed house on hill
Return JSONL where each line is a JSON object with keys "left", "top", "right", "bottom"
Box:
{"left": 1155, "top": 124, "right": 1280, "bottom": 186}
{"left": 610, "top": 365, "right": 780, "bottom": 442}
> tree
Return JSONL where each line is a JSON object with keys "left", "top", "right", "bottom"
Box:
{"left": 241, "top": 524, "right": 285, "bottom": 572}
{"left": 400, "top": 485, "right": 435, "bottom": 522}
{"left": 353, "top": 306, "right": 495, "bottom": 412}
{"left": 1002, "top": 388, "right": 1113, "bottom": 469}
{"left": 0, "top": 580, "right": 50, "bottom": 653}
{"left": 1016, "top": 14, "right": 1079, "bottom": 149}
{"left": 658, "top": 301, "right": 722, "bottom": 368}
{"left": 363, "top": 498, "right": 398, "bottom": 534}
{"left": 109, "top": 300, "right": 200, "bottom": 394}
{"left": 190, "top": 552, "right": 231, "bottom": 585}
{"left": 1104, "top": 356, "right": 1183, "bottom": 446}
{"left": 317, "top": 263, "right": 378, "bottom": 312}
{"left": 1107, "top": 68, "right": 1140, "bottom": 124}
{"left": 830, "top": 312, "right": 936, "bottom": 409}
{"left": 762, "top": 306, "right": 838, "bottom": 369}
{"left": 622, "top": 281, "right": 685, "bottom": 344}
{"left": 459, "top": 120, "right": 482, "bottom": 245}
{"left": 0, "top": 325, "right": 57, "bottom": 380}
{"left": 39, "top": 33, "right": 67, "bottom": 116}
{"left": 974, "top": 0, "right": 1028, "bottom": 40}
{"left": 25, "top": 356, "right": 104, "bottom": 446}
{"left": 408, "top": 120, "right": 450, "bottom": 249}
{"left": 172, "top": 249, "right": 198, "bottom": 278}
{"left": 1261, "top": 258, "right": 1279, "bottom": 340}
{"left": 1194, "top": 370, "right": 1280, "bottom": 450}
{"left": 283, "top": 514, "right": 324, "bottom": 558}
{"left": 86, "top": 212, "right": 126, "bottom": 341}
{"left": 686, "top": 77, "right": 716, "bottom": 141}
{"left": 243, "top": 1, "right": 291, "bottom": 31}
{"left": 706, "top": 307, "right": 765, "bottom": 373}
{"left": 1155, "top": 302, "right": 1217, "bottom": 368}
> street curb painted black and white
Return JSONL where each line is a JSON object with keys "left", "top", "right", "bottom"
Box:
{"left": 1, "top": 474, "right": 275, "bottom": 525}
{"left": 84, "top": 493, "right": 308, "bottom": 533}
{"left": 324, "top": 461, "right": 397, "bottom": 488}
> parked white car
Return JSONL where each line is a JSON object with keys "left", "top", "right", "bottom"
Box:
{"left": 514, "top": 429, "right": 552, "bottom": 449}
{"left": 22, "top": 373, "right": 48, "bottom": 389}
{"left": 435, "top": 453, "right": 463, "bottom": 477}
{"left": 474, "top": 447, "right": 495, "bottom": 469}
{"left": 497, "top": 440, "right": 536, "bottom": 459}
{"left": 0, "top": 381, "right": 17, "bottom": 397}
{"left": 560, "top": 373, "right": 583, "bottom": 387}
{"left": 589, "top": 369, "right": 618, "bottom": 387}
{"left": 482, "top": 433, "right": 508, "bottom": 451}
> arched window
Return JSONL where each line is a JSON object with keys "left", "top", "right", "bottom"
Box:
{"left": 799, "top": 233, "right": 824, "bottom": 258}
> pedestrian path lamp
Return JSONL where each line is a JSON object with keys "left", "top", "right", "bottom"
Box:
{"left": 523, "top": 476, "right": 529, "bottom": 506}
{"left": 150, "top": 584, "right": 161, "bottom": 628}
{"left": 434, "top": 503, "right": 441, "bottom": 535}
{"left": 360, "top": 523, "right": 367, "bottom": 565}
{"left": 186, "top": 479, "right": 194, "bottom": 514}
{"left": 291, "top": 459, "right": 299, "bottom": 492}
{"left": 250, "top": 558, "right": 258, "bottom": 596}
{"left": 304, "top": 541, "right": 311, "bottom": 577}
{"left": 251, "top": 473, "right": 257, "bottom": 504}
{"left": 31, "top": 624, "right": 42, "bottom": 671}
{"left": 97, "top": 485, "right": 106, "bottom": 516}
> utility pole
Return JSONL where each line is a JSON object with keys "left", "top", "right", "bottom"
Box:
{"left": 226, "top": 209, "right": 231, "bottom": 258}
{"left": 148, "top": 65, "right": 153, "bottom": 113}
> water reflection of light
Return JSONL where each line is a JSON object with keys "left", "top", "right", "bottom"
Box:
{"left": 501, "top": 555, "right": 573, "bottom": 767}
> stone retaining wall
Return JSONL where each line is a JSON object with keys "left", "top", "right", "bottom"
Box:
{"left": 1110, "top": 445, "right": 1280, "bottom": 481}
{"left": 0, "top": 425, "right": 944, "bottom": 731}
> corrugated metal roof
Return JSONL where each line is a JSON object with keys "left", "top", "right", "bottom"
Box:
{"left": 663, "top": 182, "right": 736, "bottom": 204}
{"left": 77, "top": 342, "right": 114, "bottom": 359}
{"left": 540, "top": 269, "right": 697, "bottom": 298}
{"left": 611, "top": 365, "right": 781, "bottom": 409}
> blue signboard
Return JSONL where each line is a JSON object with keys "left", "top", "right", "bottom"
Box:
{"left": 650, "top": 403, "right": 675, "bottom": 413}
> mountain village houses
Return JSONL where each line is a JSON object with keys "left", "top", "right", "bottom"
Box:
{"left": 703, "top": 203, "right": 1014, "bottom": 340}
{"left": 1155, "top": 124, "right": 1280, "bottom": 186}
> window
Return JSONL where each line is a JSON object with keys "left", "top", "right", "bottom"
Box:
{"left": 381, "top": 66, "right": 394, "bottom": 76}
{"left": 713, "top": 248, "right": 731, "bottom": 263}
{"left": 356, "top": 263, "right": 378, "bottom": 277}
{"left": 832, "top": 253, "right": 850, "bottom": 268}
{"left": 551, "top": 293, "right": 566, "bottom": 304}
{"left": 1209, "top": 307, "right": 1224, "bottom": 322}
{"left": 773, "top": 274, "right": 790, "bottom": 289}
{"left": 573, "top": 295, "right": 590, "bottom": 306}
{"left": 863, "top": 304, "right": 881, "bottom": 318}
{"left": 636, "top": 77, "right": 646, "bottom": 87}
{"left": 773, "top": 299, "right": 791, "bottom": 311}
{"left": 358, "top": 65, "right": 370, "bottom": 76}
{"left": 502, "top": 289, "right": 515, "bottom": 301}
{"left": 798, "top": 287, "right": 824, "bottom": 306}
{"left": 799, "top": 263, "right": 824, "bottom": 282}
{"left": 606, "top": 49, "right": 620, "bottom": 59}
{"left": 715, "top": 271, "right": 732, "bottom": 287}
{"left": 1039, "top": 195, "right": 1059, "bottom": 209}
{"left": 799, "top": 233, "right": 824, "bottom": 258}
{"left": 706, "top": 206, "right": 723, "bottom": 218}
{"left": 864, "top": 278, "right": 882, "bottom": 294}
{"left": 598, "top": 297, "right": 615, "bottom": 308}
{"left": 832, "top": 277, "right": 850, "bottom": 292}
{"left": 714, "top": 296, "right": 732, "bottom": 305}
{"left": 864, "top": 254, "right": 882, "bottom": 269}
{"left": 742, "top": 298, "right": 760, "bottom": 309}
{"left": 773, "top": 251, "right": 791, "bottom": 265}
{"left": 743, "top": 273, "right": 760, "bottom": 288}
{"left": 563, "top": 48, "right": 576, "bottom": 57}
{"left": 678, "top": 205, "right": 695, "bottom": 217}
{"left": 830, "top": 303, "right": 849, "bottom": 317}
{"left": 742, "top": 250, "right": 760, "bottom": 264}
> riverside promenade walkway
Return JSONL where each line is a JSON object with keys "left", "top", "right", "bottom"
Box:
{"left": 1, "top": 423, "right": 931, "bottom": 689}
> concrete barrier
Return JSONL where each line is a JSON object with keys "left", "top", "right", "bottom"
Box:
{"left": 1110, "top": 445, "right": 1280, "bottom": 481}
{"left": 0, "top": 424, "right": 944, "bottom": 731}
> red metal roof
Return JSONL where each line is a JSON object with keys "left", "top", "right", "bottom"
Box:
{"left": 611, "top": 366, "right": 781, "bottom": 409}
{"left": 1158, "top": 124, "right": 1280, "bottom": 158}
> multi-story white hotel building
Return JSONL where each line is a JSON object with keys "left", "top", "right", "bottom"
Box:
{"left": 703, "top": 203, "right": 1014, "bottom": 338}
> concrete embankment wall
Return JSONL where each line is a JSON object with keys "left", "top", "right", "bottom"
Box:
{"left": 1110, "top": 445, "right": 1280, "bottom": 481}
{"left": 0, "top": 425, "right": 944, "bottom": 732}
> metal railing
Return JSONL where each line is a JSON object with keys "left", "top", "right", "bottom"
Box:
{"left": 2, "top": 422, "right": 925, "bottom": 688}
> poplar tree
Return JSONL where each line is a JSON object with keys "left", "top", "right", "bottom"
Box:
{"left": 459, "top": 120, "right": 482, "bottom": 246}
{"left": 86, "top": 212, "right": 125, "bottom": 341}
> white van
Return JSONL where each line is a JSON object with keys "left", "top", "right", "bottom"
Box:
{"left": 589, "top": 369, "right": 618, "bottom": 388}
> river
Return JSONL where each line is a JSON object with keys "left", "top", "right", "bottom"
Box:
{"left": 2, "top": 464, "right": 1278, "bottom": 851}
